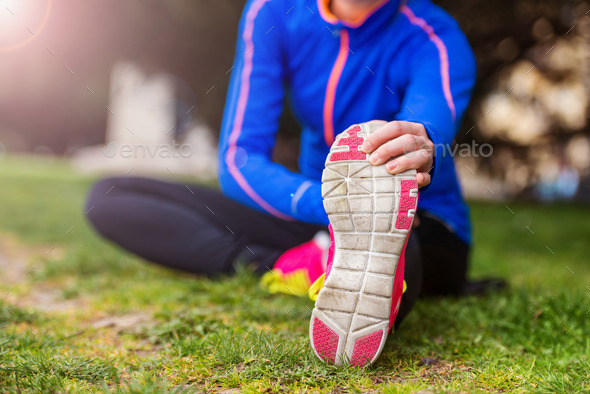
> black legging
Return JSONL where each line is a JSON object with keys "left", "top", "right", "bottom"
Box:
{"left": 85, "top": 176, "right": 469, "bottom": 325}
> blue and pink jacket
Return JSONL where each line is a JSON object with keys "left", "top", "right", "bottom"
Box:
{"left": 218, "top": 0, "right": 477, "bottom": 244}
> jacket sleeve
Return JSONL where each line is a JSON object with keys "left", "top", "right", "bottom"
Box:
{"left": 218, "top": 0, "right": 328, "bottom": 225}
{"left": 395, "top": 13, "right": 477, "bottom": 188}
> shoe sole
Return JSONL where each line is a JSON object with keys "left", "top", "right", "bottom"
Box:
{"left": 310, "top": 122, "right": 418, "bottom": 366}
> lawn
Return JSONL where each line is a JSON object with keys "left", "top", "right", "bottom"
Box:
{"left": 0, "top": 155, "right": 589, "bottom": 392}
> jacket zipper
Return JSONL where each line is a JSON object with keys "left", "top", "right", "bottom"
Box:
{"left": 323, "top": 29, "right": 350, "bottom": 146}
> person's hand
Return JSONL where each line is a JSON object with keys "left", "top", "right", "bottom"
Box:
{"left": 360, "top": 121, "right": 434, "bottom": 188}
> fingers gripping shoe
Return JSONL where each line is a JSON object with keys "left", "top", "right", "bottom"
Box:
{"left": 309, "top": 122, "right": 418, "bottom": 367}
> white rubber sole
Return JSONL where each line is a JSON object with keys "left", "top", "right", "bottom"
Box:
{"left": 310, "top": 122, "right": 418, "bottom": 366}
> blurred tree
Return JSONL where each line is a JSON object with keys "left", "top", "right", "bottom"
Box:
{"left": 435, "top": 0, "right": 590, "bottom": 199}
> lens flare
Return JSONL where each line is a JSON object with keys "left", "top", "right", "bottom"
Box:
{"left": 0, "top": 0, "right": 51, "bottom": 52}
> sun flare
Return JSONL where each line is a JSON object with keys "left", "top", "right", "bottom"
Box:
{"left": 0, "top": 0, "right": 51, "bottom": 52}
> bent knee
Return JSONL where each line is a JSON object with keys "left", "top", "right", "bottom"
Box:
{"left": 84, "top": 177, "right": 128, "bottom": 235}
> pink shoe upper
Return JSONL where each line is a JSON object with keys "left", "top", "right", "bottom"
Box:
{"left": 267, "top": 230, "right": 331, "bottom": 295}
{"left": 273, "top": 239, "right": 325, "bottom": 284}
{"left": 271, "top": 222, "right": 408, "bottom": 332}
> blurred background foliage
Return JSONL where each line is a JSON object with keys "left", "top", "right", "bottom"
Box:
{"left": 0, "top": 0, "right": 589, "bottom": 199}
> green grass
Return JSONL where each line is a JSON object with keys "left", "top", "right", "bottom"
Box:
{"left": 0, "top": 155, "right": 589, "bottom": 392}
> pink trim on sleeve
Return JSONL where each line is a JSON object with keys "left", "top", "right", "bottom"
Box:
{"left": 225, "top": 0, "right": 293, "bottom": 220}
{"left": 400, "top": 5, "right": 456, "bottom": 121}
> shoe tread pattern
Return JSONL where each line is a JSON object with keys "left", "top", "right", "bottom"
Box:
{"left": 310, "top": 122, "right": 418, "bottom": 366}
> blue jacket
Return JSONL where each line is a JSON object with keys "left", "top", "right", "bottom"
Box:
{"left": 218, "top": 0, "right": 476, "bottom": 244}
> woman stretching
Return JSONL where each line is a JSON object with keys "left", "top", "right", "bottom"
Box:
{"left": 86, "top": 0, "right": 503, "bottom": 366}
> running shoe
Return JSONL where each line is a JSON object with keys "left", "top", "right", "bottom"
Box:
{"left": 260, "top": 231, "right": 330, "bottom": 297}
{"left": 309, "top": 121, "right": 418, "bottom": 366}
